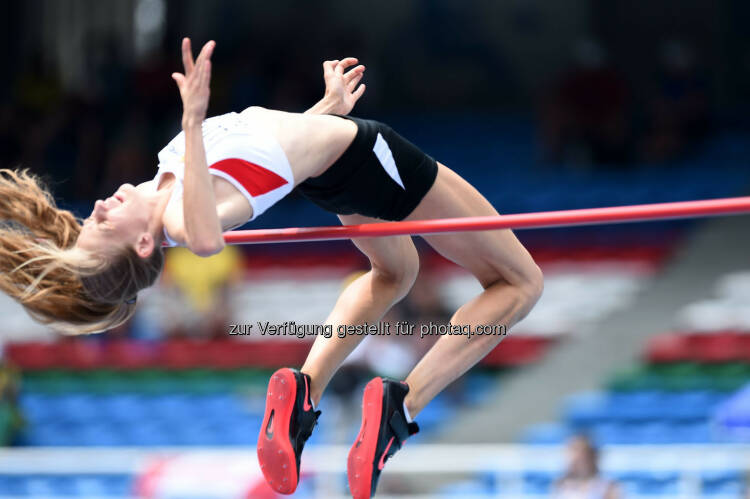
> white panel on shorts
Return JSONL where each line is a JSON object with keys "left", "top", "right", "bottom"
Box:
{"left": 373, "top": 132, "right": 405, "bottom": 189}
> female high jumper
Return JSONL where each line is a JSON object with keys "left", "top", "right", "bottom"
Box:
{"left": 0, "top": 39, "right": 543, "bottom": 498}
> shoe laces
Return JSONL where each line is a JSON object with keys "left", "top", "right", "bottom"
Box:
{"left": 299, "top": 409, "right": 321, "bottom": 443}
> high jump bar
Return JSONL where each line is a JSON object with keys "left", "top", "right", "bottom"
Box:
{"left": 219, "top": 196, "right": 750, "bottom": 245}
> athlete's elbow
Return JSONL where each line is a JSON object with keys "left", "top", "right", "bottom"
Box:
{"left": 188, "top": 238, "right": 226, "bottom": 257}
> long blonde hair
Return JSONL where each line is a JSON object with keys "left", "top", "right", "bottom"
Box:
{"left": 0, "top": 169, "right": 164, "bottom": 334}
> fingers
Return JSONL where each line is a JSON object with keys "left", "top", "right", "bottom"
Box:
{"left": 335, "top": 60, "right": 345, "bottom": 76}
{"left": 346, "top": 71, "right": 364, "bottom": 92}
{"left": 323, "top": 59, "right": 339, "bottom": 75}
{"left": 200, "top": 59, "right": 212, "bottom": 88}
{"left": 323, "top": 58, "right": 365, "bottom": 81}
{"left": 193, "top": 57, "right": 203, "bottom": 89}
{"left": 200, "top": 42, "right": 214, "bottom": 86}
{"left": 195, "top": 40, "right": 215, "bottom": 67}
{"left": 343, "top": 64, "right": 365, "bottom": 84}
{"left": 351, "top": 83, "right": 366, "bottom": 102}
{"left": 337, "top": 57, "right": 359, "bottom": 71}
{"left": 181, "top": 38, "right": 194, "bottom": 75}
{"left": 181, "top": 37, "right": 215, "bottom": 76}
{"left": 176, "top": 38, "right": 214, "bottom": 92}
{"left": 171, "top": 72, "right": 186, "bottom": 90}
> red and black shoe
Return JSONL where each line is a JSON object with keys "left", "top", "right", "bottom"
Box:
{"left": 347, "top": 377, "right": 420, "bottom": 499}
{"left": 257, "top": 368, "right": 321, "bottom": 495}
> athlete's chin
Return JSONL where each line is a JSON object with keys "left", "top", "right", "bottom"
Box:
{"left": 118, "top": 183, "right": 139, "bottom": 200}
{"left": 127, "top": 184, "right": 155, "bottom": 208}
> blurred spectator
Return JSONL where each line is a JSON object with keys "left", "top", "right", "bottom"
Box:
{"left": 400, "top": 268, "right": 452, "bottom": 356}
{"left": 161, "top": 245, "right": 243, "bottom": 338}
{"left": 553, "top": 434, "right": 620, "bottom": 499}
{"left": 541, "top": 39, "right": 632, "bottom": 166}
{"left": 640, "top": 40, "right": 711, "bottom": 162}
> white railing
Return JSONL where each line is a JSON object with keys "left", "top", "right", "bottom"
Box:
{"left": 0, "top": 444, "right": 748, "bottom": 498}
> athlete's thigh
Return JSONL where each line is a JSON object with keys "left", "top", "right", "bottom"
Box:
{"left": 338, "top": 214, "right": 418, "bottom": 278}
{"left": 406, "top": 162, "right": 538, "bottom": 288}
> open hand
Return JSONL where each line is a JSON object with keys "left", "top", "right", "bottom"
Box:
{"left": 321, "top": 57, "right": 366, "bottom": 115}
{"left": 171, "top": 38, "right": 215, "bottom": 127}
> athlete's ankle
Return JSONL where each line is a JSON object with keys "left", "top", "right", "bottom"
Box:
{"left": 299, "top": 369, "right": 323, "bottom": 408}
{"left": 310, "top": 391, "right": 323, "bottom": 409}
{"left": 403, "top": 392, "right": 420, "bottom": 420}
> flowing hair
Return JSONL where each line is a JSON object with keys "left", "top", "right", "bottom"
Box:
{"left": 0, "top": 169, "right": 164, "bottom": 334}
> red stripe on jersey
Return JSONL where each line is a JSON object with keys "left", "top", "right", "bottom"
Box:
{"left": 209, "top": 158, "right": 288, "bottom": 197}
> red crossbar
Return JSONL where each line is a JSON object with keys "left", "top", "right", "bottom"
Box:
{"left": 210, "top": 196, "right": 750, "bottom": 244}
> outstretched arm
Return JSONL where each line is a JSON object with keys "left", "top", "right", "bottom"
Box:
{"left": 306, "top": 57, "right": 366, "bottom": 115}
{"left": 171, "top": 37, "right": 225, "bottom": 257}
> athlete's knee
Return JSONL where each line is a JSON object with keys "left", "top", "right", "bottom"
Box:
{"left": 506, "top": 263, "right": 543, "bottom": 322}
{"left": 371, "top": 246, "right": 419, "bottom": 301}
{"left": 486, "top": 260, "right": 543, "bottom": 320}
{"left": 520, "top": 263, "right": 544, "bottom": 309}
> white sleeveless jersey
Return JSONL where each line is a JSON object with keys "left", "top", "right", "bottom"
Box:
{"left": 153, "top": 109, "right": 294, "bottom": 246}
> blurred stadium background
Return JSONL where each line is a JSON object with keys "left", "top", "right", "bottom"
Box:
{"left": 2, "top": 0, "right": 750, "bottom": 497}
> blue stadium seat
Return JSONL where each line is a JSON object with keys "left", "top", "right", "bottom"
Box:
{"left": 522, "top": 471, "right": 555, "bottom": 495}
{"left": 638, "top": 472, "right": 681, "bottom": 496}
{"left": 55, "top": 393, "right": 103, "bottom": 423}
{"left": 123, "top": 420, "right": 175, "bottom": 446}
{"left": 564, "top": 392, "right": 609, "bottom": 428}
{"left": 520, "top": 423, "right": 571, "bottom": 445}
{"left": 438, "top": 477, "right": 494, "bottom": 497}
{"left": 590, "top": 422, "right": 639, "bottom": 445}
{"left": 73, "top": 475, "right": 111, "bottom": 497}
{"left": 77, "top": 421, "right": 128, "bottom": 446}
{"left": 463, "top": 373, "right": 496, "bottom": 405}
{"left": 611, "top": 471, "right": 680, "bottom": 496}
{"left": 149, "top": 394, "right": 199, "bottom": 420}
{"left": 560, "top": 388, "right": 727, "bottom": 444}
{"left": 169, "top": 419, "right": 223, "bottom": 446}
{"left": 660, "top": 391, "right": 724, "bottom": 421}
{"left": 0, "top": 475, "right": 29, "bottom": 496}
{"left": 3, "top": 474, "right": 133, "bottom": 497}
{"left": 26, "top": 475, "right": 76, "bottom": 497}
{"left": 18, "top": 393, "right": 56, "bottom": 424}
{"left": 668, "top": 421, "right": 713, "bottom": 444}
{"left": 24, "top": 421, "right": 81, "bottom": 446}
{"left": 415, "top": 395, "right": 451, "bottom": 432}
{"left": 101, "top": 394, "right": 154, "bottom": 423}
{"left": 102, "top": 474, "right": 134, "bottom": 496}
{"left": 216, "top": 417, "right": 261, "bottom": 445}
{"left": 606, "top": 391, "right": 665, "bottom": 422}
{"left": 633, "top": 422, "right": 683, "bottom": 444}
{"left": 702, "top": 470, "right": 744, "bottom": 496}
{"left": 198, "top": 394, "right": 245, "bottom": 417}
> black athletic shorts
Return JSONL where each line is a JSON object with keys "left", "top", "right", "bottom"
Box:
{"left": 296, "top": 115, "right": 438, "bottom": 221}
